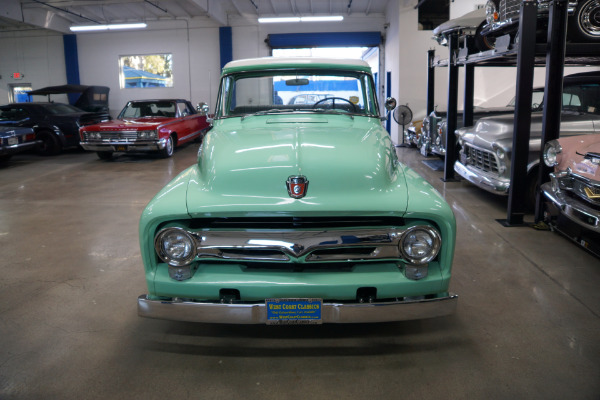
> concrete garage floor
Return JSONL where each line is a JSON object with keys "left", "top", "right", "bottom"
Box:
{"left": 1, "top": 143, "right": 599, "bottom": 400}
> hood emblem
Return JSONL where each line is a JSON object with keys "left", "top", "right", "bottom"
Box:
{"left": 286, "top": 175, "right": 309, "bottom": 199}
{"left": 584, "top": 187, "right": 600, "bottom": 200}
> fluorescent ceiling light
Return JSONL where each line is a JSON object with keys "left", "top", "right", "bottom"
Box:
{"left": 70, "top": 23, "right": 147, "bottom": 32}
{"left": 300, "top": 16, "right": 344, "bottom": 22}
{"left": 258, "top": 17, "right": 301, "bottom": 23}
{"left": 258, "top": 16, "right": 343, "bottom": 23}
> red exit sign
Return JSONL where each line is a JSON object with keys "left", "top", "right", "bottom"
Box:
{"left": 12, "top": 72, "right": 24, "bottom": 79}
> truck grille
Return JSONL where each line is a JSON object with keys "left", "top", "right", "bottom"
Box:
{"left": 464, "top": 144, "right": 500, "bottom": 174}
{"left": 499, "top": 0, "right": 523, "bottom": 21}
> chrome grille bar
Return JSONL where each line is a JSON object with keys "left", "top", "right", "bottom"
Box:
{"left": 499, "top": 0, "right": 522, "bottom": 21}
{"left": 464, "top": 144, "right": 500, "bottom": 173}
{"left": 187, "top": 229, "right": 405, "bottom": 263}
{"left": 84, "top": 131, "right": 139, "bottom": 140}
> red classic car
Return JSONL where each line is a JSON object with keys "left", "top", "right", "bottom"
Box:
{"left": 80, "top": 99, "right": 210, "bottom": 159}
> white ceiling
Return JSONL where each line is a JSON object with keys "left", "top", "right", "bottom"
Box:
{"left": 1, "top": 0, "right": 392, "bottom": 33}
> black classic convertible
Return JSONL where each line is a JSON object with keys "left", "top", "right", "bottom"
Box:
{"left": 0, "top": 102, "right": 109, "bottom": 156}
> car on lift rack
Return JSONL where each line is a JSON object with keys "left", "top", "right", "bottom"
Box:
{"left": 454, "top": 71, "right": 600, "bottom": 209}
{"left": 0, "top": 125, "right": 39, "bottom": 163}
{"left": 79, "top": 99, "right": 211, "bottom": 160}
{"left": 482, "top": 0, "right": 600, "bottom": 43}
{"left": 0, "top": 102, "right": 110, "bottom": 156}
{"left": 136, "top": 57, "right": 458, "bottom": 325}
{"left": 541, "top": 133, "right": 600, "bottom": 257}
{"left": 432, "top": 7, "right": 496, "bottom": 52}
{"left": 421, "top": 87, "right": 548, "bottom": 158}
{"left": 419, "top": 104, "right": 517, "bottom": 158}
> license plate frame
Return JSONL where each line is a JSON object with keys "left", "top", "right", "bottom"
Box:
{"left": 265, "top": 298, "right": 323, "bottom": 325}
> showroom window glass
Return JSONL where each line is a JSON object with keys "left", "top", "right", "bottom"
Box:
{"left": 118, "top": 54, "right": 173, "bottom": 89}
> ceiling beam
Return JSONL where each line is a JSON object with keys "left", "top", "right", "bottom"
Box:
{"left": 2, "top": 0, "right": 73, "bottom": 33}
{"left": 189, "top": 0, "right": 227, "bottom": 25}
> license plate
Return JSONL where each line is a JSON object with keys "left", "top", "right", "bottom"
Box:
{"left": 115, "top": 145, "right": 127, "bottom": 152}
{"left": 8, "top": 137, "right": 18, "bottom": 146}
{"left": 266, "top": 298, "right": 323, "bottom": 325}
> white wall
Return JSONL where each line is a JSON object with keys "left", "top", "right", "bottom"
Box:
{"left": 76, "top": 19, "right": 221, "bottom": 117}
{"left": 228, "top": 15, "right": 387, "bottom": 59}
{"left": 0, "top": 30, "right": 68, "bottom": 104}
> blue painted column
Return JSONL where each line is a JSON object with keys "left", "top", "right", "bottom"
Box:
{"left": 385, "top": 71, "right": 391, "bottom": 134}
{"left": 63, "top": 34, "right": 80, "bottom": 105}
{"left": 219, "top": 27, "right": 233, "bottom": 69}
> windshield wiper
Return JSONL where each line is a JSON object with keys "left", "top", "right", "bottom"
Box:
{"left": 312, "top": 108, "right": 355, "bottom": 119}
{"left": 241, "top": 109, "right": 295, "bottom": 120}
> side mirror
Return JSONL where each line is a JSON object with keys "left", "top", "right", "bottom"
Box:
{"left": 197, "top": 102, "right": 210, "bottom": 116}
{"left": 381, "top": 97, "right": 397, "bottom": 121}
{"left": 385, "top": 97, "right": 397, "bottom": 111}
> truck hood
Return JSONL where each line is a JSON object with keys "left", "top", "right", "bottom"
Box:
{"left": 186, "top": 115, "right": 409, "bottom": 216}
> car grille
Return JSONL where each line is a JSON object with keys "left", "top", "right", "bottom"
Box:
{"left": 83, "top": 131, "right": 138, "bottom": 140}
{"left": 463, "top": 144, "right": 500, "bottom": 174}
{"left": 499, "top": 0, "right": 522, "bottom": 21}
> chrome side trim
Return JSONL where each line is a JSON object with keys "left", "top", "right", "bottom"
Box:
{"left": 137, "top": 294, "right": 458, "bottom": 324}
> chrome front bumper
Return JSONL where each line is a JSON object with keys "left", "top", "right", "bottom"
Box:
{"left": 138, "top": 294, "right": 458, "bottom": 324}
{"left": 454, "top": 161, "right": 510, "bottom": 195}
{"left": 80, "top": 138, "right": 167, "bottom": 152}
{"left": 0, "top": 140, "right": 40, "bottom": 155}
{"left": 541, "top": 181, "right": 600, "bottom": 233}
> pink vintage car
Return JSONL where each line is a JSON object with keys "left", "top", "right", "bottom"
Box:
{"left": 542, "top": 134, "right": 600, "bottom": 256}
{"left": 80, "top": 99, "right": 210, "bottom": 159}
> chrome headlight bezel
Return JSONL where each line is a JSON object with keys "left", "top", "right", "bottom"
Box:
{"left": 138, "top": 130, "right": 157, "bottom": 140}
{"left": 543, "top": 139, "right": 562, "bottom": 167}
{"left": 155, "top": 227, "right": 198, "bottom": 267}
{"left": 399, "top": 226, "right": 442, "bottom": 265}
{"left": 485, "top": 0, "right": 498, "bottom": 24}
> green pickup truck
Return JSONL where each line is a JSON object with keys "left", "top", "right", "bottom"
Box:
{"left": 137, "top": 57, "right": 458, "bottom": 325}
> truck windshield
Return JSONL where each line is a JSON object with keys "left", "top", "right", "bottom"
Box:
{"left": 215, "top": 70, "right": 379, "bottom": 119}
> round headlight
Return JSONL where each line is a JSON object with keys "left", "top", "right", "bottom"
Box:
{"left": 155, "top": 227, "right": 197, "bottom": 266}
{"left": 543, "top": 140, "right": 562, "bottom": 167}
{"left": 485, "top": 0, "right": 498, "bottom": 24}
{"left": 138, "top": 130, "right": 156, "bottom": 139}
{"left": 399, "top": 226, "right": 441, "bottom": 265}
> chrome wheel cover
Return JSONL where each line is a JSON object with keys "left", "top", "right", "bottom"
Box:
{"left": 166, "top": 136, "right": 174, "bottom": 156}
{"left": 579, "top": 0, "right": 600, "bottom": 37}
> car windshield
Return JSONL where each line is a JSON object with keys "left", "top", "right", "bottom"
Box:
{"left": 39, "top": 103, "right": 83, "bottom": 114}
{"left": 505, "top": 84, "right": 600, "bottom": 114}
{"left": 119, "top": 101, "right": 177, "bottom": 118}
{"left": 506, "top": 89, "right": 545, "bottom": 111}
{"left": 215, "top": 69, "right": 379, "bottom": 118}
